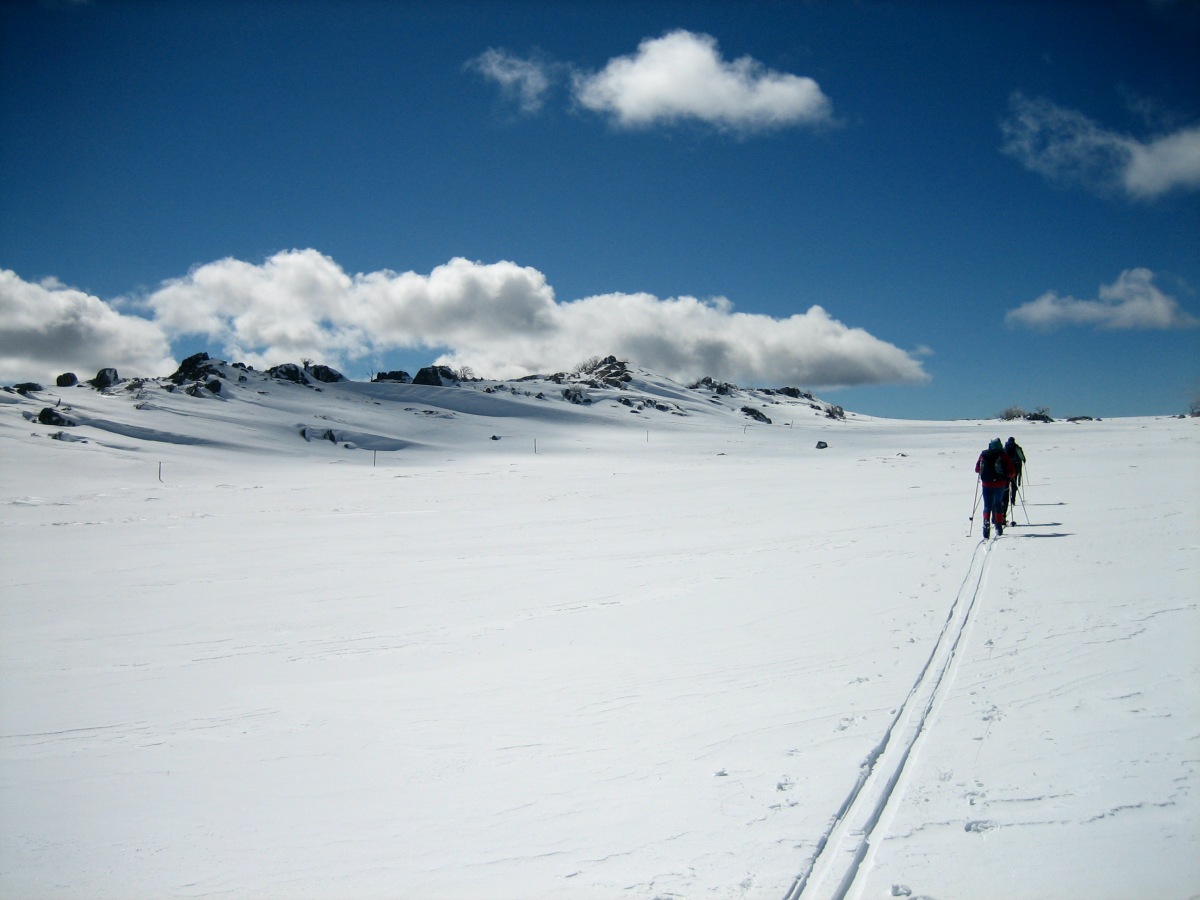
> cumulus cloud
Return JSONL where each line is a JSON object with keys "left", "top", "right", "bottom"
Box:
{"left": 0, "top": 269, "right": 175, "bottom": 384}
{"left": 572, "top": 30, "right": 832, "bottom": 132}
{"left": 466, "top": 49, "right": 552, "bottom": 114}
{"left": 146, "top": 250, "right": 924, "bottom": 387}
{"left": 2, "top": 252, "right": 927, "bottom": 388}
{"left": 1006, "top": 268, "right": 1199, "bottom": 331}
{"left": 1001, "top": 92, "right": 1200, "bottom": 199}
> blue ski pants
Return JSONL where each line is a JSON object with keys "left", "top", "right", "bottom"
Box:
{"left": 981, "top": 484, "right": 1008, "bottom": 525}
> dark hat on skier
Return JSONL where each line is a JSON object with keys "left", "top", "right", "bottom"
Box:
{"left": 989, "top": 438, "right": 1002, "bottom": 451}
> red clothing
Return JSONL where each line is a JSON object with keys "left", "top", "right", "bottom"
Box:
{"left": 976, "top": 449, "right": 1016, "bottom": 488}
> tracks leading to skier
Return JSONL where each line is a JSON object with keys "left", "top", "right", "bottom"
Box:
{"left": 783, "top": 539, "right": 995, "bottom": 900}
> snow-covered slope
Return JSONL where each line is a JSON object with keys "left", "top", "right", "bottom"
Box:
{"left": 1, "top": 359, "right": 1196, "bottom": 899}
{"left": 0, "top": 356, "right": 853, "bottom": 461}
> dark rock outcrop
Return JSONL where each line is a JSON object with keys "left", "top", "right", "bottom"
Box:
{"left": 413, "top": 365, "right": 458, "bottom": 386}
{"left": 741, "top": 406, "right": 771, "bottom": 424}
{"left": 56, "top": 372, "right": 78, "bottom": 387}
{"left": 691, "top": 376, "right": 737, "bottom": 396}
{"left": 775, "top": 386, "right": 814, "bottom": 401}
{"left": 38, "top": 407, "right": 77, "bottom": 427}
{"left": 372, "top": 370, "right": 413, "bottom": 383}
{"left": 307, "top": 364, "right": 345, "bottom": 384}
{"left": 267, "top": 363, "right": 306, "bottom": 384}
{"left": 171, "top": 352, "right": 220, "bottom": 384}
{"left": 89, "top": 368, "right": 119, "bottom": 388}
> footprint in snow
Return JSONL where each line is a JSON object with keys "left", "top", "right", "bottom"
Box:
{"left": 964, "top": 819, "right": 998, "bottom": 833}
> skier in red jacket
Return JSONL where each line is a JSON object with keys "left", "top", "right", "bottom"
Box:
{"left": 976, "top": 438, "right": 1017, "bottom": 539}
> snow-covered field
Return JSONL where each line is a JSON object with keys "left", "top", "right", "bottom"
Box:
{"left": 1, "top": 361, "right": 1196, "bottom": 899}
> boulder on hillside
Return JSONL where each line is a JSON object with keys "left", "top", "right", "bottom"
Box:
{"left": 775, "top": 386, "right": 814, "bottom": 401}
{"left": 267, "top": 363, "right": 306, "bottom": 384}
{"left": 38, "top": 407, "right": 77, "bottom": 427}
{"left": 171, "top": 352, "right": 221, "bottom": 384}
{"left": 89, "top": 368, "right": 119, "bottom": 388}
{"left": 307, "top": 364, "right": 345, "bottom": 384}
{"left": 691, "top": 375, "right": 738, "bottom": 396}
{"left": 56, "top": 372, "right": 79, "bottom": 387}
{"left": 741, "top": 406, "right": 771, "bottom": 424}
{"left": 372, "top": 370, "right": 413, "bottom": 383}
{"left": 579, "top": 355, "right": 634, "bottom": 388}
{"left": 413, "top": 365, "right": 458, "bottom": 386}
{"left": 14, "top": 383, "right": 43, "bottom": 395}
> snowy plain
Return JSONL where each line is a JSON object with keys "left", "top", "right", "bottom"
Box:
{"left": 0, "top": 360, "right": 1196, "bottom": 900}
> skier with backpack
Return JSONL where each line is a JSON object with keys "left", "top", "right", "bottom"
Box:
{"left": 975, "top": 438, "right": 1016, "bottom": 539}
{"left": 1004, "top": 436, "right": 1027, "bottom": 525}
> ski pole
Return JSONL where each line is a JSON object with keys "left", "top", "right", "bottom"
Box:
{"left": 966, "top": 474, "right": 981, "bottom": 537}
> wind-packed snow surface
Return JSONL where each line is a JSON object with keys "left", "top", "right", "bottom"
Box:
{"left": 1, "top": 361, "right": 1197, "bottom": 899}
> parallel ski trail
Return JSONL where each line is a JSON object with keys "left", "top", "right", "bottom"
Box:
{"left": 783, "top": 539, "right": 994, "bottom": 900}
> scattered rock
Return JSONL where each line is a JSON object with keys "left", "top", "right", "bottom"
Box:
{"left": 13, "top": 382, "right": 43, "bottom": 395}
{"left": 691, "top": 375, "right": 738, "bottom": 395}
{"left": 37, "top": 407, "right": 76, "bottom": 427}
{"left": 56, "top": 372, "right": 78, "bottom": 387}
{"left": 816, "top": 440, "right": 829, "bottom": 449}
{"left": 741, "top": 406, "right": 771, "bottom": 424}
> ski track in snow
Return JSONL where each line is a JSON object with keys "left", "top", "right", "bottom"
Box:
{"left": 785, "top": 538, "right": 996, "bottom": 900}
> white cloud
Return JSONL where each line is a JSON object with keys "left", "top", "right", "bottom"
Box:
{"left": 572, "top": 30, "right": 832, "bottom": 133}
{"left": 0, "top": 269, "right": 175, "bottom": 384}
{"left": 145, "top": 250, "right": 925, "bottom": 388}
{"left": 1001, "top": 92, "right": 1200, "bottom": 199}
{"left": 466, "top": 49, "right": 552, "bottom": 115}
{"left": 1124, "top": 125, "right": 1200, "bottom": 197}
{"left": 2, "top": 252, "right": 927, "bottom": 389}
{"left": 1006, "top": 268, "right": 1199, "bottom": 331}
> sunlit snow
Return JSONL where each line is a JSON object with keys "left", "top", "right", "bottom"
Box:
{"left": 1, "top": 359, "right": 1196, "bottom": 899}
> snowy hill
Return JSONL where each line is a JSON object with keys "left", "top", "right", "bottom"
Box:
{"left": 1, "top": 354, "right": 853, "bottom": 460}
{"left": 1, "top": 356, "right": 1197, "bottom": 899}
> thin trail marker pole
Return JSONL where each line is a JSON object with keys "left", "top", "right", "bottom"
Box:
{"left": 158, "top": 462, "right": 163, "bottom": 483}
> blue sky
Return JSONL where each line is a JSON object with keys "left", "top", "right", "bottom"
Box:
{"left": 2, "top": 0, "right": 1198, "bottom": 419}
